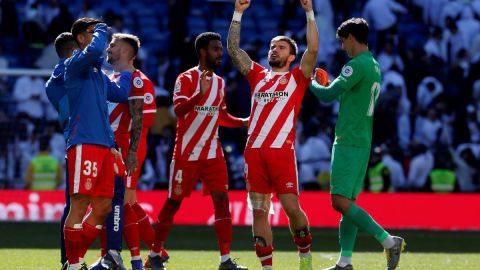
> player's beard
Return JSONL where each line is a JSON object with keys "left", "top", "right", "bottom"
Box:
{"left": 268, "top": 58, "right": 287, "bottom": 69}
{"left": 207, "top": 56, "right": 222, "bottom": 69}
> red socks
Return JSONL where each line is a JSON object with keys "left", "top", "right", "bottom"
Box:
{"left": 123, "top": 204, "right": 141, "bottom": 257}
{"left": 64, "top": 226, "right": 82, "bottom": 265}
{"left": 294, "top": 229, "right": 312, "bottom": 255}
{"left": 214, "top": 218, "right": 232, "bottom": 256}
{"left": 80, "top": 222, "right": 101, "bottom": 259}
{"left": 132, "top": 202, "right": 155, "bottom": 248}
{"left": 255, "top": 243, "right": 273, "bottom": 268}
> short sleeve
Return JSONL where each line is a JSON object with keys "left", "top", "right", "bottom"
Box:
{"left": 129, "top": 75, "right": 145, "bottom": 99}
{"left": 245, "top": 62, "right": 267, "bottom": 94}
{"left": 173, "top": 73, "right": 193, "bottom": 103}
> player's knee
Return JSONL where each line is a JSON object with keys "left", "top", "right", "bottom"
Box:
{"left": 282, "top": 202, "right": 301, "bottom": 218}
{"left": 331, "top": 198, "right": 348, "bottom": 214}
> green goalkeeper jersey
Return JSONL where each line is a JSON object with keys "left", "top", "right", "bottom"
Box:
{"left": 309, "top": 51, "right": 381, "bottom": 148}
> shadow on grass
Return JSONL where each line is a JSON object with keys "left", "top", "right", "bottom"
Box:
{"left": 1, "top": 222, "right": 479, "bottom": 253}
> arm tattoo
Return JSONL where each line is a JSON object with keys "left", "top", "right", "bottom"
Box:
{"left": 227, "top": 20, "right": 252, "bottom": 76}
{"left": 128, "top": 98, "right": 144, "bottom": 153}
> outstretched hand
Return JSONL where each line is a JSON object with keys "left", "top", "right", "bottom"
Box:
{"left": 235, "top": 0, "right": 251, "bottom": 12}
{"left": 199, "top": 69, "right": 213, "bottom": 96}
{"left": 299, "top": 0, "right": 313, "bottom": 12}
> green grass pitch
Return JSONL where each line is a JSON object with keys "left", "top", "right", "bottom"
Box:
{"left": 0, "top": 223, "right": 479, "bottom": 269}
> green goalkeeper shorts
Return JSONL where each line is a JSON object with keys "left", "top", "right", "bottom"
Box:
{"left": 330, "top": 144, "right": 370, "bottom": 199}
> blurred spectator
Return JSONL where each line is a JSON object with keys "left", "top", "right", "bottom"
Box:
{"left": 296, "top": 131, "right": 330, "bottom": 191}
{"left": 381, "top": 145, "right": 407, "bottom": 191}
{"left": 451, "top": 145, "right": 480, "bottom": 192}
{"left": 78, "top": 1, "right": 98, "bottom": 19}
{"left": 416, "top": 76, "right": 443, "bottom": 111}
{"left": 423, "top": 26, "right": 447, "bottom": 63}
{"left": 407, "top": 144, "right": 434, "bottom": 191}
{"left": 362, "top": 0, "right": 407, "bottom": 51}
{"left": 429, "top": 145, "right": 456, "bottom": 192}
{"left": 24, "top": 135, "right": 62, "bottom": 190}
{"left": 48, "top": 4, "right": 74, "bottom": 41}
{"left": 23, "top": 0, "right": 47, "bottom": 49}
{"left": 13, "top": 75, "right": 47, "bottom": 126}
{"left": 365, "top": 147, "right": 391, "bottom": 192}
{"left": 377, "top": 39, "right": 404, "bottom": 72}
{"left": 44, "top": 0, "right": 60, "bottom": 26}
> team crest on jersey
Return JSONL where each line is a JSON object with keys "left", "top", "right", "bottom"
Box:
{"left": 133, "top": 77, "right": 143, "bottom": 88}
{"left": 341, "top": 66, "right": 353, "bottom": 77}
{"left": 144, "top": 93, "right": 154, "bottom": 104}
{"left": 174, "top": 81, "right": 181, "bottom": 93}
{"left": 85, "top": 178, "right": 92, "bottom": 190}
{"left": 279, "top": 76, "right": 288, "bottom": 85}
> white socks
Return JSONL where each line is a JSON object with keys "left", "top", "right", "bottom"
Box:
{"left": 337, "top": 256, "right": 352, "bottom": 267}
{"left": 382, "top": 235, "right": 395, "bottom": 249}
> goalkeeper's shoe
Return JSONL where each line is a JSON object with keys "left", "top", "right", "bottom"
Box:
{"left": 385, "top": 236, "right": 406, "bottom": 270}
{"left": 147, "top": 254, "right": 169, "bottom": 270}
{"left": 322, "top": 265, "right": 353, "bottom": 270}
{"left": 218, "top": 258, "right": 248, "bottom": 270}
{"left": 299, "top": 253, "right": 312, "bottom": 270}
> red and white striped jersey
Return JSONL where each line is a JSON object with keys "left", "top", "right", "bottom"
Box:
{"left": 172, "top": 67, "right": 243, "bottom": 161}
{"left": 108, "top": 69, "right": 157, "bottom": 136}
{"left": 245, "top": 62, "right": 310, "bottom": 149}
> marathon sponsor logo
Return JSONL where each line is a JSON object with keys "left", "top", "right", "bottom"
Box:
{"left": 254, "top": 91, "right": 289, "bottom": 104}
{"left": 194, "top": 105, "right": 219, "bottom": 116}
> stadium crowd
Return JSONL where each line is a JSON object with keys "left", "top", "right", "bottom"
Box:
{"left": 0, "top": 0, "right": 479, "bottom": 193}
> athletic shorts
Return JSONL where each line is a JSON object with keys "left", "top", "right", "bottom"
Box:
{"left": 67, "top": 144, "right": 114, "bottom": 198}
{"left": 168, "top": 158, "right": 228, "bottom": 199}
{"left": 330, "top": 144, "right": 370, "bottom": 199}
{"left": 244, "top": 147, "right": 298, "bottom": 194}
{"left": 116, "top": 130, "right": 148, "bottom": 189}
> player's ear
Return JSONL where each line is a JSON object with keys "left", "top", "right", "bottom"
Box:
{"left": 287, "top": 54, "right": 295, "bottom": 63}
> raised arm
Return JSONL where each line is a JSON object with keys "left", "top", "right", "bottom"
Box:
{"left": 106, "top": 71, "right": 133, "bottom": 103}
{"left": 227, "top": 0, "right": 253, "bottom": 76}
{"left": 65, "top": 23, "right": 108, "bottom": 77}
{"left": 299, "top": 0, "right": 319, "bottom": 78}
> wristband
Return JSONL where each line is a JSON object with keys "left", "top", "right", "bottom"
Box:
{"left": 233, "top": 11, "right": 243, "bottom": 22}
{"left": 306, "top": 10, "right": 315, "bottom": 21}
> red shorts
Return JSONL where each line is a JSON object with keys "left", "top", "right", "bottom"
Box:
{"left": 116, "top": 130, "right": 148, "bottom": 189}
{"left": 244, "top": 147, "right": 299, "bottom": 194}
{"left": 168, "top": 158, "right": 228, "bottom": 199}
{"left": 67, "top": 144, "right": 114, "bottom": 198}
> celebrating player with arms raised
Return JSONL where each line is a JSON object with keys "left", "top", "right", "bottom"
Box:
{"left": 227, "top": 0, "right": 318, "bottom": 269}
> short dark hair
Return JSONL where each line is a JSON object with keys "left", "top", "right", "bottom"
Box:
{"left": 336, "top": 18, "right": 369, "bottom": 45}
{"left": 271, "top": 36, "right": 298, "bottom": 55}
{"left": 71, "top": 17, "right": 103, "bottom": 43}
{"left": 54, "top": 32, "right": 75, "bottom": 58}
{"left": 194, "top": 32, "right": 221, "bottom": 56}
{"left": 112, "top": 33, "right": 140, "bottom": 57}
